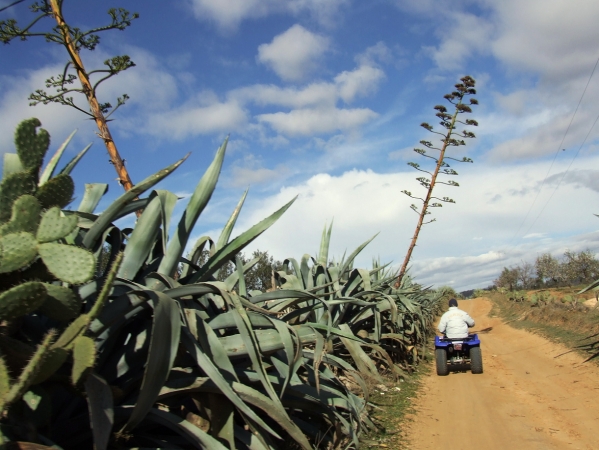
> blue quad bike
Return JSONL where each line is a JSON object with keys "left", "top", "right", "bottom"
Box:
{"left": 435, "top": 334, "right": 483, "bottom": 376}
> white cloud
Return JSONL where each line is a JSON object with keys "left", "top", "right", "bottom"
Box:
{"left": 286, "top": 0, "right": 350, "bottom": 26}
{"left": 230, "top": 166, "right": 282, "bottom": 187}
{"left": 235, "top": 153, "right": 599, "bottom": 291}
{"left": 140, "top": 96, "right": 247, "bottom": 140}
{"left": 226, "top": 153, "right": 289, "bottom": 188}
{"left": 257, "top": 25, "right": 329, "bottom": 82}
{"left": 355, "top": 42, "right": 393, "bottom": 67}
{"left": 231, "top": 82, "right": 338, "bottom": 108}
{"left": 188, "top": 0, "right": 349, "bottom": 30}
{"left": 334, "top": 65, "right": 385, "bottom": 103}
{"left": 257, "top": 107, "right": 378, "bottom": 136}
{"left": 0, "top": 66, "right": 96, "bottom": 155}
{"left": 424, "top": 11, "right": 493, "bottom": 71}
{"left": 489, "top": 0, "right": 599, "bottom": 82}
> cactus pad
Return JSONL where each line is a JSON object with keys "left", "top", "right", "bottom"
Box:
{"left": 0, "top": 232, "right": 38, "bottom": 273}
{"left": 14, "top": 118, "right": 49, "bottom": 171}
{"left": 0, "top": 195, "right": 42, "bottom": 236}
{"left": 37, "top": 207, "right": 77, "bottom": 243}
{"left": 35, "top": 174, "right": 75, "bottom": 210}
{"left": 38, "top": 243, "right": 95, "bottom": 284}
{"left": 38, "top": 283, "right": 81, "bottom": 321}
{"left": 72, "top": 336, "right": 95, "bottom": 385}
{"left": 0, "top": 171, "right": 37, "bottom": 224}
{"left": 0, "top": 357, "right": 10, "bottom": 400}
{"left": 31, "top": 347, "right": 68, "bottom": 385}
{"left": 52, "top": 315, "right": 89, "bottom": 350}
{"left": 0, "top": 281, "right": 47, "bottom": 321}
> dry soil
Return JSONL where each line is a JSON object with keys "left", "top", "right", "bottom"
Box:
{"left": 404, "top": 297, "right": 599, "bottom": 450}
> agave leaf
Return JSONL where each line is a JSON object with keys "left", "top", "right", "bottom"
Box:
{"left": 77, "top": 183, "right": 109, "bottom": 214}
{"left": 118, "top": 193, "right": 163, "bottom": 280}
{"left": 224, "top": 255, "right": 260, "bottom": 291}
{"left": 579, "top": 278, "right": 599, "bottom": 293}
{"left": 84, "top": 371, "right": 114, "bottom": 450}
{"left": 186, "top": 196, "right": 297, "bottom": 284}
{"left": 59, "top": 142, "right": 92, "bottom": 176}
{"left": 122, "top": 291, "right": 181, "bottom": 431}
{"left": 313, "top": 331, "right": 325, "bottom": 393}
{"left": 39, "top": 129, "right": 76, "bottom": 185}
{"left": 268, "top": 319, "right": 301, "bottom": 397}
{"left": 114, "top": 197, "right": 151, "bottom": 222}
{"left": 226, "top": 289, "right": 285, "bottom": 411}
{"left": 158, "top": 138, "right": 228, "bottom": 278}
{"left": 338, "top": 324, "right": 383, "bottom": 382}
{"left": 233, "top": 383, "right": 312, "bottom": 450}
{"left": 163, "top": 284, "right": 220, "bottom": 300}
{"left": 284, "top": 258, "right": 304, "bottom": 288}
{"left": 83, "top": 155, "right": 188, "bottom": 249}
{"left": 216, "top": 188, "right": 248, "bottom": 251}
{"left": 155, "top": 189, "right": 178, "bottom": 256}
{"left": 300, "top": 255, "right": 313, "bottom": 290}
{"left": 146, "top": 408, "right": 228, "bottom": 450}
{"left": 338, "top": 233, "right": 378, "bottom": 278}
{"left": 180, "top": 236, "right": 215, "bottom": 278}
{"left": 249, "top": 289, "right": 320, "bottom": 305}
{"left": 192, "top": 311, "right": 238, "bottom": 381}
{"left": 317, "top": 220, "right": 333, "bottom": 266}
{"left": 180, "top": 328, "right": 282, "bottom": 440}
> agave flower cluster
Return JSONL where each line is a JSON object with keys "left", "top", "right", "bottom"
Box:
{"left": 0, "top": 119, "right": 442, "bottom": 449}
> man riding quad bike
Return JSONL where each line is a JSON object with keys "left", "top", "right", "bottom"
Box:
{"left": 435, "top": 298, "right": 483, "bottom": 376}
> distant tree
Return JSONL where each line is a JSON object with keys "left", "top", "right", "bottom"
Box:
{"left": 436, "top": 285, "right": 462, "bottom": 301}
{"left": 396, "top": 76, "right": 478, "bottom": 287}
{"left": 517, "top": 261, "right": 536, "bottom": 289}
{"left": 494, "top": 267, "right": 519, "bottom": 291}
{"left": 0, "top": 0, "right": 138, "bottom": 192}
{"left": 244, "top": 250, "right": 283, "bottom": 292}
{"left": 535, "top": 253, "right": 561, "bottom": 286}
{"left": 196, "top": 249, "right": 282, "bottom": 292}
{"left": 562, "top": 250, "right": 599, "bottom": 285}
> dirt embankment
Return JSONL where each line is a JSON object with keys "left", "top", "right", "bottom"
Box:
{"left": 405, "top": 297, "right": 599, "bottom": 450}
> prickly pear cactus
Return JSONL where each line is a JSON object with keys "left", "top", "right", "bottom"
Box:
{"left": 14, "top": 118, "right": 49, "bottom": 171}
{"left": 0, "top": 119, "right": 95, "bottom": 336}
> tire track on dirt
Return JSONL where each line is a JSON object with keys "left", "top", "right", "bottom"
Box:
{"left": 404, "top": 297, "right": 599, "bottom": 450}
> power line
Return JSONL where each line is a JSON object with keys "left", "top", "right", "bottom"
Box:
{"left": 509, "top": 54, "right": 599, "bottom": 243}
{"left": 522, "top": 108, "right": 599, "bottom": 236}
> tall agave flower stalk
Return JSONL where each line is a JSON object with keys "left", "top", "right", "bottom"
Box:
{"left": 396, "top": 76, "right": 478, "bottom": 287}
{"left": 0, "top": 118, "right": 441, "bottom": 449}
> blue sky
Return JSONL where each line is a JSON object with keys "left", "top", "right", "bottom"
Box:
{"left": 2, "top": 0, "right": 599, "bottom": 291}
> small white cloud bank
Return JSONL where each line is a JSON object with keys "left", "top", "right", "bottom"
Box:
{"left": 257, "top": 25, "right": 330, "bottom": 82}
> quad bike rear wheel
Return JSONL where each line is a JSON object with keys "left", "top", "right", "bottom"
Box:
{"left": 470, "top": 346, "right": 483, "bottom": 374}
{"left": 435, "top": 348, "right": 449, "bottom": 376}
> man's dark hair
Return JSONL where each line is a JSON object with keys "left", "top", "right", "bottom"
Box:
{"left": 448, "top": 298, "right": 458, "bottom": 307}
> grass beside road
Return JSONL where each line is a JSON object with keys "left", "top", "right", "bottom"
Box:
{"left": 486, "top": 289, "right": 599, "bottom": 361}
{"left": 359, "top": 351, "right": 433, "bottom": 449}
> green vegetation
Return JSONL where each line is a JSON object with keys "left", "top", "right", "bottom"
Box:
{"left": 0, "top": 119, "right": 444, "bottom": 449}
{"left": 397, "top": 75, "right": 478, "bottom": 286}
{"left": 360, "top": 359, "right": 431, "bottom": 449}
{"left": 488, "top": 289, "right": 599, "bottom": 361}
{"left": 494, "top": 250, "right": 599, "bottom": 291}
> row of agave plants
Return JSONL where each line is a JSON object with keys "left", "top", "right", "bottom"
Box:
{"left": 0, "top": 118, "right": 443, "bottom": 449}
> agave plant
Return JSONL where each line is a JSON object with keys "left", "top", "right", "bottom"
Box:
{"left": 0, "top": 118, "right": 442, "bottom": 449}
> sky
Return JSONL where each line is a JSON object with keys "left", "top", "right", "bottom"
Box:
{"left": 1, "top": 0, "right": 599, "bottom": 291}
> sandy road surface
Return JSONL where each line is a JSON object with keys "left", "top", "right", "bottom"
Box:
{"left": 405, "top": 297, "right": 599, "bottom": 450}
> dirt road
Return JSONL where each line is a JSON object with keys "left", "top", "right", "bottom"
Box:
{"left": 405, "top": 297, "right": 599, "bottom": 450}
